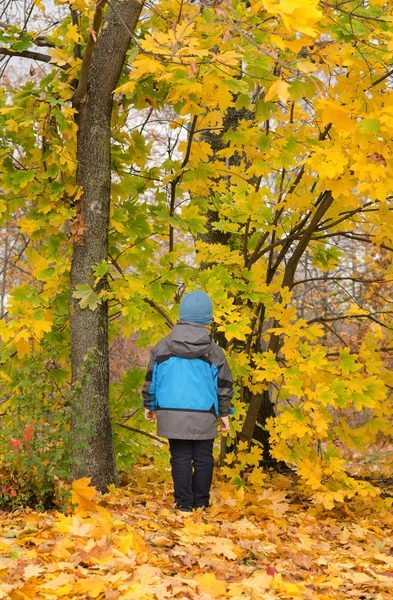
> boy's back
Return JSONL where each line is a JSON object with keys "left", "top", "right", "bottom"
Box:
{"left": 143, "top": 320, "right": 233, "bottom": 439}
{"left": 142, "top": 290, "right": 234, "bottom": 511}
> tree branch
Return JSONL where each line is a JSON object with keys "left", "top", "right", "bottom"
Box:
{"left": 316, "top": 201, "right": 374, "bottom": 232}
{"left": 33, "top": 36, "right": 55, "bottom": 48}
{"left": 312, "top": 230, "right": 393, "bottom": 253}
{"left": 283, "top": 191, "right": 335, "bottom": 289}
{"left": 117, "top": 422, "right": 166, "bottom": 444}
{"left": 169, "top": 114, "right": 198, "bottom": 252}
{"left": 0, "top": 47, "right": 69, "bottom": 68}
{"left": 245, "top": 124, "right": 333, "bottom": 270}
{"left": 292, "top": 275, "right": 393, "bottom": 288}
{"left": 326, "top": 3, "right": 389, "bottom": 23}
{"left": 369, "top": 68, "right": 393, "bottom": 89}
{"left": 108, "top": 253, "right": 174, "bottom": 328}
{"left": 72, "top": 0, "right": 108, "bottom": 108}
{"left": 308, "top": 311, "right": 393, "bottom": 329}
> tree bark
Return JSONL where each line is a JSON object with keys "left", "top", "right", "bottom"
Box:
{"left": 70, "top": 0, "right": 142, "bottom": 492}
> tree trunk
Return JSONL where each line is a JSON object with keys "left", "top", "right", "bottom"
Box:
{"left": 70, "top": 0, "right": 142, "bottom": 492}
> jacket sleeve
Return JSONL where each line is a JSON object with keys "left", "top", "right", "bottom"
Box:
{"left": 217, "top": 351, "right": 234, "bottom": 416}
{"left": 142, "top": 350, "right": 157, "bottom": 410}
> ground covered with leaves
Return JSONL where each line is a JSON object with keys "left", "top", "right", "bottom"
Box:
{"left": 1, "top": 463, "right": 393, "bottom": 600}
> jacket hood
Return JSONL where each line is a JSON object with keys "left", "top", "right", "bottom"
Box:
{"left": 167, "top": 321, "right": 212, "bottom": 358}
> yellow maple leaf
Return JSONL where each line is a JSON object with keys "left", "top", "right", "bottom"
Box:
{"left": 117, "top": 531, "right": 148, "bottom": 556}
{"left": 134, "top": 564, "right": 163, "bottom": 584}
{"left": 263, "top": 0, "right": 323, "bottom": 36}
{"left": 47, "top": 47, "right": 70, "bottom": 67}
{"left": 265, "top": 79, "right": 291, "bottom": 103}
{"left": 66, "top": 23, "right": 80, "bottom": 43}
{"left": 23, "top": 564, "right": 44, "bottom": 580}
{"left": 31, "top": 319, "right": 52, "bottom": 340}
{"left": 243, "top": 570, "right": 273, "bottom": 592}
{"left": 319, "top": 99, "right": 354, "bottom": 131}
{"left": 5, "top": 119, "right": 19, "bottom": 132}
{"left": 71, "top": 477, "right": 96, "bottom": 504}
{"left": 71, "top": 478, "right": 112, "bottom": 521}
{"left": 182, "top": 519, "right": 211, "bottom": 537}
{"left": 204, "top": 536, "right": 239, "bottom": 560}
{"left": 197, "top": 573, "right": 227, "bottom": 598}
{"left": 15, "top": 338, "right": 31, "bottom": 359}
{"left": 74, "top": 576, "right": 106, "bottom": 598}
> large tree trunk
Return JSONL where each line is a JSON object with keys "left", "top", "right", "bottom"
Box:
{"left": 70, "top": 0, "right": 142, "bottom": 492}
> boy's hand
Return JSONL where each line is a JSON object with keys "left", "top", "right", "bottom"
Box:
{"left": 219, "top": 416, "right": 229, "bottom": 434}
{"left": 144, "top": 408, "right": 156, "bottom": 423}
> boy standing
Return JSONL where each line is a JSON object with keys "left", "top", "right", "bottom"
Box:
{"left": 142, "top": 290, "right": 234, "bottom": 512}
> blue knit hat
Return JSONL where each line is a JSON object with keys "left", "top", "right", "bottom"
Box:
{"left": 179, "top": 290, "right": 213, "bottom": 325}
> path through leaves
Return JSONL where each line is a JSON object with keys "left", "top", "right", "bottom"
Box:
{"left": 1, "top": 467, "right": 393, "bottom": 599}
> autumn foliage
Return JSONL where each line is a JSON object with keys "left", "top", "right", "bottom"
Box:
{"left": 1, "top": 471, "right": 393, "bottom": 599}
{"left": 1, "top": 0, "right": 393, "bottom": 509}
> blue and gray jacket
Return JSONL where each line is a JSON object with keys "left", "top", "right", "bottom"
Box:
{"left": 142, "top": 321, "right": 234, "bottom": 440}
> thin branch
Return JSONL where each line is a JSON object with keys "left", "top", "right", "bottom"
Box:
{"left": 312, "top": 230, "right": 393, "bottom": 253}
{"left": 323, "top": 321, "right": 349, "bottom": 347}
{"left": 0, "top": 47, "right": 68, "bottom": 67}
{"left": 326, "top": 346, "right": 393, "bottom": 358}
{"left": 325, "top": 3, "right": 390, "bottom": 23}
{"left": 316, "top": 201, "right": 374, "bottom": 232}
{"left": 369, "top": 68, "right": 393, "bottom": 89}
{"left": 143, "top": 297, "right": 175, "bottom": 328}
{"left": 71, "top": 8, "right": 82, "bottom": 61}
{"left": 108, "top": 253, "right": 174, "bottom": 328}
{"left": 169, "top": 114, "right": 198, "bottom": 252}
{"left": 32, "top": 35, "right": 56, "bottom": 48}
{"left": 117, "top": 422, "right": 166, "bottom": 444}
{"left": 293, "top": 275, "right": 393, "bottom": 287}
{"left": 243, "top": 217, "right": 251, "bottom": 264}
{"left": 308, "top": 311, "right": 393, "bottom": 327}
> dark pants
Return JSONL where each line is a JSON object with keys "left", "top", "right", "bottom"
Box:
{"left": 168, "top": 439, "right": 214, "bottom": 510}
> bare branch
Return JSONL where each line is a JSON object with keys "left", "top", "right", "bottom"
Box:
{"left": 293, "top": 275, "right": 393, "bottom": 288}
{"left": 0, "top": 47, "right": 68, "bottom": 68}
{"left": 370, "top": 68, "right": 393, "bottom": 89}
{"left": 33, "top": 36, "right": 56, "bottom": 48}
{"left": 117, "top": 422, "right": 166, "bottom": 444}
{"left": 325, "top": 3, "right": 390, "bottom": 23}
{"left": 169, "top": 114, "right": 198, "bottom": 252}
{"left": 308, "top": 311, "right": 393, "bottom": 329}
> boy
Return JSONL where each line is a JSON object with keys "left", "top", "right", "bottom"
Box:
{"left": 142, "top": 290, "right": 234, "bottom": 512}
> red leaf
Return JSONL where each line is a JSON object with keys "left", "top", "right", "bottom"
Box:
{"left": 9, "top": 439, "right": 22, "bottom": 450}
{"left": 23, "top": 423, "right": 34, "bottom": 443}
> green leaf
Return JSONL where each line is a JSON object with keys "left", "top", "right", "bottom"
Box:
{"left": 13, "top": 34, "right": 33, "bottom": 52}
{"left": 72, "top": 284, "right": 101, "bottom": 310}
{"left": 50, "top": 368, "right": 70, "bottom": 384}
{"left": 356, "top": 118, "right": 380, "bottom": 135}
{"left": 12, "top": 170, "right": 35, "bottom": 188}
{"left": 339, "top": 350, "right": 360, "bottom": 376}
{"left": 235, "top": 94, "right": 250, "bottom": 110}
{"left": 93, "top": 260, "right": 111, "bottom": 278}
{"left": 255, "top": 100, "right": 275, "bottom": 120}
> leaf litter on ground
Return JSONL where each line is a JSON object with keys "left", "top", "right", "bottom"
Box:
{"left": 1, "top": 463, "right": 393, "bottom": 600}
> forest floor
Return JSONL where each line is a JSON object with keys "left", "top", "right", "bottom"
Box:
{"left": 1, "top": 444, "right": 393, "bottom": 600}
